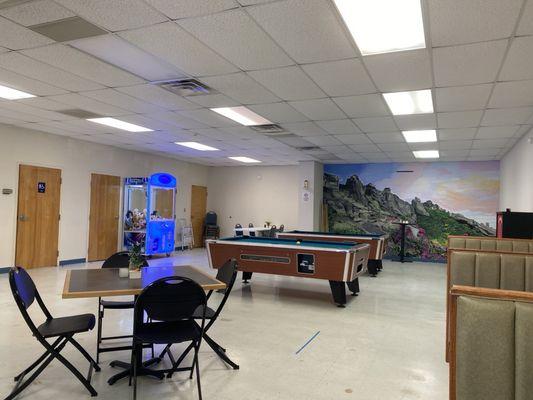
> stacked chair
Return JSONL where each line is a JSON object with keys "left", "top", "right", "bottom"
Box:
{"left": 235, "top": 223, "right": 243, "bottom": 237}
{"left": 248, "top": 223, "right": 256, "bottom": 237}
{"left": 203, "top": 211, "right": 220, "bottom": 244}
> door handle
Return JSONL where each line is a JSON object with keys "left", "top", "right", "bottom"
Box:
{"left": 18, "top": 214, "right": 28, "bottom": 222}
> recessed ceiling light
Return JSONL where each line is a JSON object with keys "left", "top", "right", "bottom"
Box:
{"left": 383, "top": 90, "right": 433, "bottom": 115}
{"left": 175, "top": 142, "right": 219, "bottom": 151}
{"left": 0, "top": 84, "right": 35, "bottom": 100}
{"left": 228, "top": 156, "right": 262, "bottom": 163}
{"left": 333, "top": 0, "right": 426, "bottom": 56}
{"left": 70, "top": 35, "right": 186, "bottom": 81}
{"left": 403, "top": 130, "right": 437, "bottom": 143}
{"left": 211, "top": 106, "right": 272, "bottom": 126}
{"left": 413, "top": 150, "right": 439, "bottom": 159}
{"left": 87, "top": 117, "right": 153, "bottom": 132}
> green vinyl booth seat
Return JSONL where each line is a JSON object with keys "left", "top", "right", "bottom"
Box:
{"left": 448, "top": 236, "right": 533, "bottom": 254}
{"left": 450, "top": 288, "right": 533, "bottom": 400}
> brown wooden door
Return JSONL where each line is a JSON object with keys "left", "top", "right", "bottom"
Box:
{"left": 88, "top": 173, "right": 121, "bottom": 261}
{"left": 191, "top": 185, "right": 207, "bottom": 248}
{"left": 15, "top": 165, "right": 61, "bottom": 268}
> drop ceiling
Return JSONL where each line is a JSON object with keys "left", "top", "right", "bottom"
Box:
{"left": 0, "top": 0, "right": 531, "bottom": 166}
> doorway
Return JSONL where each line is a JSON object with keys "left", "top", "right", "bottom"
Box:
{"left": 190, "top": 185, "right": 207, "bottom": 248}
{"left": 15, "top": 165, "right": 61, "bottom": 268}
{"left": 88, "top": 173, "right": 121, "bottom": 261}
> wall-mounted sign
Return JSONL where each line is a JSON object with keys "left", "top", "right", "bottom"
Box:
{"left": 37, "top": 182, "right": 46, "bottom": 193}
{"left": 302, "top": 190, "right": 311, "bottom": 202}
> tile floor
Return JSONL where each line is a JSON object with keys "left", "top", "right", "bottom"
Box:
{"left": 0, "top": 250, "right": 448, "bottom": 400}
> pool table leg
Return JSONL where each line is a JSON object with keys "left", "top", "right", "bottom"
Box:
{"left": 242, "top": 271, "right": 253, "bottom": 283}
{"left": 367, "top": 260, "right": 378, "bottom": 277}
{"left": 346, "top": 278, "right": 359, "bottom": 296}
{"left": 329, "top": 280, "right": 347, "bottom": 307}
{"left": 377, "top": 260, "right": 383, "bottom": 271}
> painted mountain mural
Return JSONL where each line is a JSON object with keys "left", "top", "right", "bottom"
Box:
{"left": 324, "top": 162, "right": 499, "bottom": 262}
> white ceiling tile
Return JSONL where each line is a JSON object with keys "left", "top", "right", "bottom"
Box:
{"left": 144, "top": 0, "right": 238, "bottom": 19}
{"left": 408, "top": 142, "right": 440, "bottom": 151}
{"left": 247, "top": 0, "right": 357, "bottom": 63}
{"left": 481, "top": 107, "right": 533, "bottom": 126}
{"left": 281, "top": 121, "right": 327, "bottom": 136}
{"left": 428, "top": 0, "right": 522, "bottom": 46}
{"left": 178, "top": 9, "right": 292, "bottom": 70}
{"left": 433, "top": 40, "right": 507, "bottom": 87}
{"left": 0, "top": 66, "right": 67, "bottom": 95}
{"left": 247, "top": 102, "right": 308, "bottom": 123}
{"left": 186, "top": 94, "right": 240, "bottom": 108}
{"left": 0, "top": 46, "right": 7, "bottom": 53}
{"left": 321, "top": 145, "right": 355, "bottom": 155}
{"left": 47, "top": 93, "right": 130, "bottom": 116}
{"left": 437, "top": 111, "right": 483, "bottom": 128}
{"left": 0, "top": 51, "right": 104, "bottom": 91}
{"left": 469, "top": 148, "right": 501, "bottom": 157}
{"left": 337, "top": 154, "right": 367, "bottom": 162}
{"left": 148, "top": 111, "right": 209, "bottom": 129}
{"left": 0, "top": 0, "right": 75, "bottom": 26}
{"left": 18, "top": 96, "right": 75, "bottom": 111}
{"left": 177, "top": 109, "right": 239, "bottom": 127}
{"left": 353, "top": 116, "right": 396, "bottom": 132}
{"left": 0, "top": 101, "right": 74, "bottom": 120}
{"left": 0, "top": 106, "right": 43, "bottom": 122}
{"left": 364, "top": 49, "right": 432, "bottom": 92}
{"left": 472, "top": 139, "right": 509, "bottom": 149}
{"left": 334, "top": 134, "right": 372, "bottom": 145}
{"left": 394, "top": 114, "right": 437, "bottom": 130}
{"left": 514, "top": 124, "right": 533, "bottom": 136}
{"left": 438, "top": 128, "right": 477, "bottom": 141}
{"left": 517, "top": 0, "right": 533, "bottom": 36}
{"left": 119, "top": 22, "right": 238, "bottom": 77}
{"left": 302, "top": 59, "right": 375, "bottom": 97}
{"left": 366, "top": 132, "right": 404, "bottom": 144}
{"left": 54, "top": 0, "right": 167, "bottom": 31}
{"left": 288, "top": 98, "right": 345, "bottom": 121}
{"left": 378, "top": 142, "right": 410, "bottom": 151}
{"left": 304, "top": 135, "right": 342, "bottom": 147}
{"left": 0, "top": 15, "right": 53, "bottom": 50}
{"left": 435, "top": 84, "right": 492, "bottom": 112}
{"left": 476, "top": 126, "right": 520, "bottom": 139}
{"left": 500, "top": 36, "right": 533, "bottom": 81}
{"left": 332, "top": 94, "right": 389, "bottom": 118}
{"left": 439, "top": 140, "right": 473, "bottom": 150}
{"left": 440, "top": 149, "right": 470, "bottom": 157}
{"left": 248, "top": 66, "right": 325, "bottom": 101}
{"left": 489, "top": 80, "right": 533, "bottom": 108}
{"left": 22, "top": 44, "right": 143, "bottom": 87}
{"left": 80, "top": 89, "right": 164, "bottom": 114}
{"left": 202, "top": 72, "right": 280, "bottom": 104}
{"left": 116, "top": 84, "right": 199, "bottom": 110}
{"left": 315, "top": 119, "right": 360, "bottom": 135}
{"left": 360, "top": 152, "right": 390, "bottom": 161}
{"left": 350, "top": 144, "right": 381, "bottom": 153}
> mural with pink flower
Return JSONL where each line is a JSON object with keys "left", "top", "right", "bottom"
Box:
{"left": 324, "top": 161, "right": 499, "bottom": 261}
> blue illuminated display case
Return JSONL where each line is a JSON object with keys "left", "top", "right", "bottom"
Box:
{"left": 123, "top": 173, "right": 177, "bottom": 256}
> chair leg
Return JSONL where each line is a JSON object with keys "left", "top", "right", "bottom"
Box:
{"left": 195, "top": 345, "right": 202, "bottom": 400}
{"left": 54, "top": 347, "right": 98, "bottom": 396}
{"left": 96, "top": 304, "right": 103, "bottom": 364}
{"left": 14, "top": 337, "right": 63, "bottom": 381}
{"left": 5, "top": 353, "right": 57, "bottom": 400}
{"left": 167, "top": 343, "right": 194, "bottom": 379}
{"left": 68, "top": 337, "right": 101, "bottom": 372}
{"left": 189, "top": 344, "right": 198, "bottom": 380}
{"left": 132, "top": 344, "right": 138, "bottom": 400}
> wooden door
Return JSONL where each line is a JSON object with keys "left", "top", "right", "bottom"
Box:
{"left": 15, "top": 165, "right": 61, "bottom": 268}
{"left": 190, "top": 185, "right": 207, "bottom": 248}
{"left": 88, "top": 174, "right": 121, "bottom": 261}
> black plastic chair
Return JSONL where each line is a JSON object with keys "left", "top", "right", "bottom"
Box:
{"left": 279, "top": 224, "right": 285, "bottom": 233}
{"left": 248, "top": 223, "right": 256, "bottom": 237}
{"left": 235, "top": 223, "right": 243, "bottom": 237}
{"left": 96, "top": 251, "right": 149, "bottom": 363}
{"left": 160, "top": 259, "right": 239, "bottom": 372}
{"left": 269, "top": 225, "right": 277, "bottom": 238}
{"left": 7, "top": 267, "right": 100, "bottom": 400}
{"left": 131, "top": 276, "right": 207, "bottom": 400}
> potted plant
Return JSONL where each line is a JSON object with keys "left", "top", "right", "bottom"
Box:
{"left": 128, "top": 242, "right": 144, "bottom": 279}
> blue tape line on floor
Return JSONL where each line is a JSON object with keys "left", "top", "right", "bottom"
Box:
{"left": 295, "top": 331, "right": 320, "bottom": 355}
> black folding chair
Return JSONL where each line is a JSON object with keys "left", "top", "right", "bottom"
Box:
{"left": 279, "top": 224, "right": 285, "bottom": 232}
{"left": 131, "top": 276, "right": 207, "bottom": 400}
{"left": 6, "top": 267, "right": 99, "bottom": 400}
{"left": 96, "top": 251, "right": 150, "bottom": 363}
{"left": 248, "top": 223, "right": 256, "bottom": 237}
{"left": 235, "top": 223, "right": 243, "bottom": 237}
{"left": 159, "top": 259, "right": 239, "bottom": 373}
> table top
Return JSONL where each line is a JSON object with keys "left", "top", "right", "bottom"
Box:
{"left": 62, "top": 265, "right": 225, "bottom": 299}
{"left": 211, "top": 236, "right": 367, "bottom": 252}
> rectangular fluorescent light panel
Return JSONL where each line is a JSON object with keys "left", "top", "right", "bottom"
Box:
{"left": 383, "top": 90, "right": 433, "bottom": 115}
{"left": 413, "top": 150, "right": 439, "bottom": 159}
{"left": 87, "top": 117, "right": 153, "bottom": 132}
{"left": 0, "top": 84, "right": 35, "bottom": 100}
{"left": 228, "top": 156, "right": 261, "bottom": 163}
{"left": 402, "top": 130, "right": 437, "bottom": 143}
{"left": 211, "top": 106, "right": 272, "bottom": 126}
{"left": 333, "top": 0, "right": 426, "bottom": 55}
{"left": 70, "top": 35, "right": 187, "bottom": 81}
{"left": 175, "top": 142, "right": 219, "bottom": 151}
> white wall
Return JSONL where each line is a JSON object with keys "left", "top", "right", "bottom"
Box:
{"left": 0, "top": 124, "right": 208, "bottom": 267}
{"left": 500, "top": 132, "right": 533, "bottom": 211}
{"left": 207, "top": 165, "right": 299, "bottom": 237}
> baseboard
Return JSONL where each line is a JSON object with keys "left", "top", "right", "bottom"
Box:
{"left": 0, "top": 267, "right": 10, "bottom": 274}
{"left": 174, "top": 246, "right": 191, "bottom": 251}
{"left": 59, "top": 258, "right": 86, "bottom": 266}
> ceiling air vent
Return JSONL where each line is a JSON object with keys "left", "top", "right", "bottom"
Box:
{"left": 29, "top": 17, "right": 107, "bottom": 42}
{"left": 250, "top": 124, "right": 285, "bottom": 135}
{"left": 299, "top": 146, "right": 321, "bottom": 151}
{"left": 154, "top": 79, "right": 214, "bottom": 97}
{"left": 57, "top": 109, "right": 101, "bottom": 119}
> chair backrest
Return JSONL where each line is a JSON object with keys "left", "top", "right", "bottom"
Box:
{"left": 9, "top": 267, "right": 52, "bottom": 336}
{"left": 235, "top": 223, "right": 243, "bottom": 237}
{"left": 134, "top": 276, "right": 207, "bottom": 327}
{"left": 205, "top": 211, "right": 217, "bottom": 226}
{"left": 449, "top": 287, "right": 533, "bottom": 400}
{"left": 448, "top": 235, "right": 533, "bottom": 254}
{"left": 206, "top": 260, "right": 238, "bottom": 329}
{"left": 102, "top": 251, "right": 148, "bottom": 269}
{"left": 279, "top": 224, "right": 284, "bottom": 232}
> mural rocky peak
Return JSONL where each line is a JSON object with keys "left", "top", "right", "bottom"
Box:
{"left": 324, "top": 173, "right": 495, "bottom": 261}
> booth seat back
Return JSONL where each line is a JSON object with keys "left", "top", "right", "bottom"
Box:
{"left": 449, "top": 251, "right": 533, "bottom": 292}
{"left": 448, "top": 236, "right": 533, "bottom": 254}
{"left": 450, "top": 288, "right": 533, "bottom": 400}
